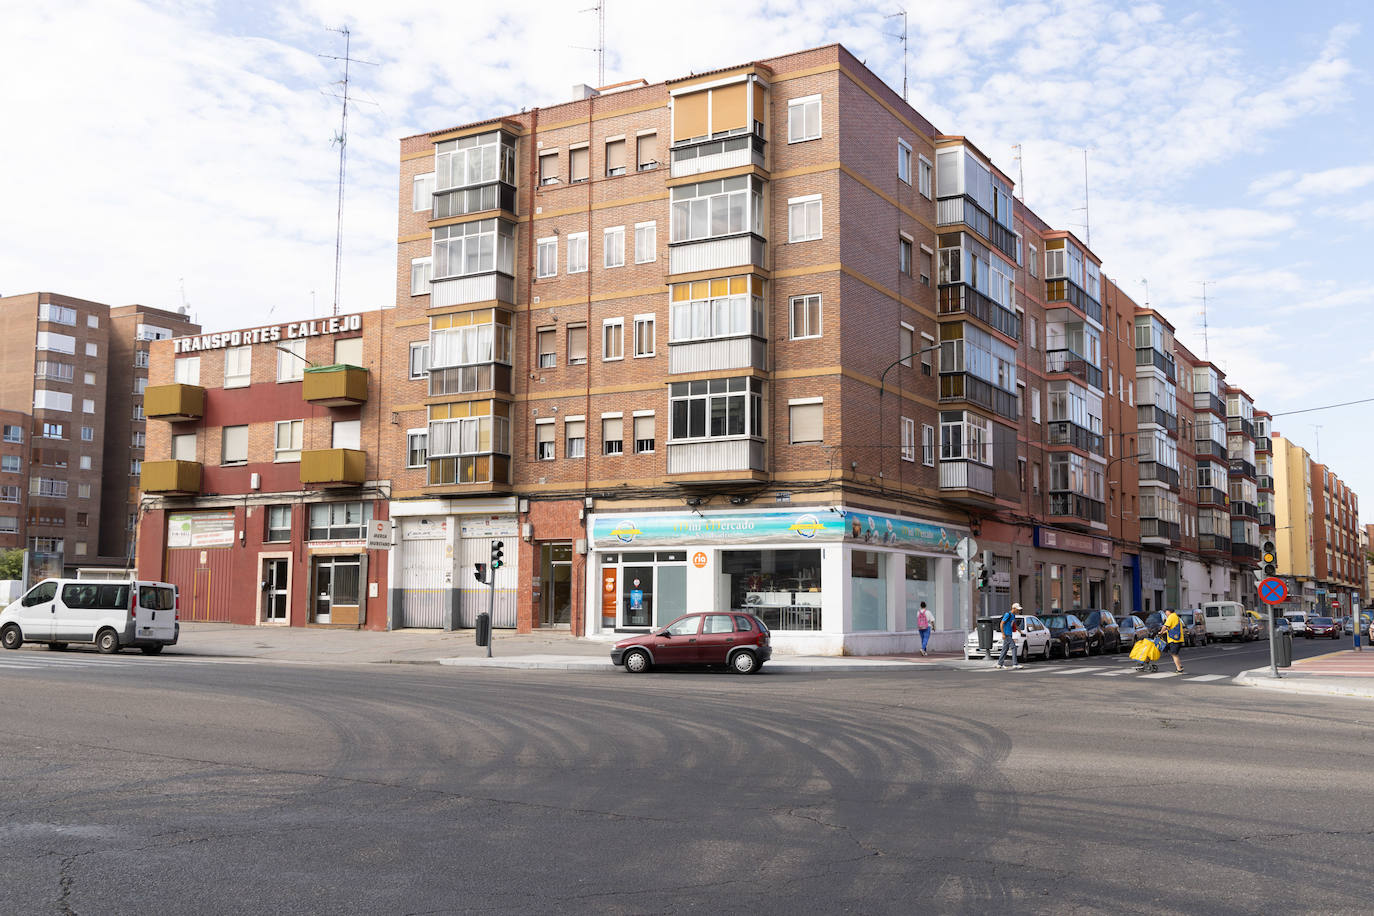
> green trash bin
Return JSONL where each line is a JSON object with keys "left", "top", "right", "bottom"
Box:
{"left": 1275, "top": 629, "right": 1292, "bottom": 667}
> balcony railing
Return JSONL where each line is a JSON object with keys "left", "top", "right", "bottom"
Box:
{"left": 1140, "top": 518, "right": 1180, "bottom": 542}
{"left": 939, "top": 459, "right": 995, "bottom": 495}
{"left": 1230, "top": 500, "right": 1259, "bottom": 520}
{"left": 668, "top": 233, "right": 766, "bottom": 275}
{"left": 1229, "top": 458, "right": 1256, "bottom": 479}
{"left": 936, "top": 195, "right": 1019, "bottom": 262}
{"left": 669, "top": 134, "right": 766, "bottom": 178}
{"left": 1137, "top": 404, "right": 1178, "bottom": 434}
{"left": 431, "top": 181, "right": 517, "bottom": 219}
{"left": 1254, "top": 436, "right": 1272, "bottom": 453}
{"left": 938, "top": 284, "right": 1022, "bottom": 340}
{"left": 1135, "top": 346, "right": 1177, "bottom": 382}
{"left": 1198, "top": 533, "right": 1232, "bottom": 554}
{"left": 140, "top": 460, "right": 201, "bottom": 495}
{"left": 144, "top": 384, "right": 205, "bottom": 422}
{"left": 1048, "top": 492, "right": 1106, "bottom": 525}
{"left": 1045, "top": 277, "right": 1104, "bottom": 324}
{"left": 430, "top": 272, "right": 515, "bottom": 308}
{"left": 1046, "top": 420, "right": 1104, "bottom": 456}
{"left": 1231, "top": 542, "right": 1260, "bottom": 562}
{"left": 1138, "top": 462, "right": 1180, "bottom": 489}
{"left": 1193, "top": 391, "right": 1226, "bottom": 416}
{"left": 1044, "top": 349, "right": 1103, "bottom": 390}
{"left": 300, "top": 449, "right": 367, "bottom": 486}
{"left": 668, "top": 335, "right": 767, "bottom": 375}
{"left": 1256, "top": 474, "right": 1274, "bottom": 491}
{"left": 428, "top": 363, "right": 512, "bottom": 397}
{"left": 1226, "top": 417, "right": 1256, "bottom": 439}
{"left": 665, "top": 438, "right": 766, "bottom": 476}
{"left": 939, "top": 372, "right": 1018, "bottom": 420}
{"left": 1194, "top": 439, "right": 1227, "bottom": 460}
{"left": 302, "top": 365, "right": 369, "bottom": 407}
{"left": 1196, "top": 486, "right": 1229, "bottom": 508}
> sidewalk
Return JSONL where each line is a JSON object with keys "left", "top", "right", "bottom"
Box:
{"left": 1233, "top": 646, "right": 1374, "bottom": 700}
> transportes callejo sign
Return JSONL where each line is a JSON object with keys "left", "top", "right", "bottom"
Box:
{"left": 172, "top": 314, "right": 364, "bottom": 353}
{"left": 591, "top": 509, "right": 965, "bottom": 552}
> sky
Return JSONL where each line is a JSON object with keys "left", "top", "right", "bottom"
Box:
{"left": 2, "top": 0, "right": 1371, "bottom": 523}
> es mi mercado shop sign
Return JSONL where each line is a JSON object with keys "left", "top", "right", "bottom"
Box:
{"left": 590, "top": 509, "right": 964, "bottom": 552}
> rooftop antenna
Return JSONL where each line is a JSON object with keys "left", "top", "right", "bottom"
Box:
{"left": 576, "top": 3, "right": 606, "bottom": 87}
{"left": 319, "top": 26, "right": 377, "bottom": 316}
{"left": 178, "top": 277, "right": 188, "bottom": 311}
{"left": 886, "top": 9, "right": 908, "bottom": 102}
{"left": 1196, "top": 280, "right": 1212, "bottom": 360}
{"left": 1076, "top": 148, "right": 1092, "bottom": 248}
{"left": 1140, "top": 278, "right": 1149, "bottom": 308}
{"left": 1011, "top": 144, "right": 1025, "bottom": 201}
{"left": 1310, "top": 424, "right": 1322, "bottom": 460}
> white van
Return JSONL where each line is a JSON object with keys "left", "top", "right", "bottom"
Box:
{"left": 0, "top": 578, "right": 179, "bottom": 655}
{"left": 1284, "top": 611, "right": 1309, "bottom": 636}
{"left": 1201, "top": 601, "right": 1248, "bottom": 641}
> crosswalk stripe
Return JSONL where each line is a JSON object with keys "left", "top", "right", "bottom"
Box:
{"left": 1051, "top": 667, "right": 1097, "bottom": 675}
{"left": 1093, "top": 669, "right": 1135, "bottom": 676}
{"left": 1140, "top": 671, "right": 1179, "bottom": 679}
{"left": 1185, "top": 674, "right": 1228, "bottom": 682}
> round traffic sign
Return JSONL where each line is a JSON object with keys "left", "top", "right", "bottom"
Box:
{"left": 956, "top": 536, "right": 978, "bottom": 561}
{"left": 1258, "top": 577, "right": 1288, "bottom": 605}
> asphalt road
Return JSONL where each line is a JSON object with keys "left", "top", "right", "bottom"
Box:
{"left": 2, "top": 652, "right": 1372, "bottom": 915}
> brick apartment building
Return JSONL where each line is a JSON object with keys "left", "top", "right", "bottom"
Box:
{"left": 0, "top": 293, "right": 198, "bottom": 576}
{"left": 1309, "top": 462, "right": 1361, "bottom": 615}
{"left": 134, "top": 45, "right": 1359, "bottom": 649}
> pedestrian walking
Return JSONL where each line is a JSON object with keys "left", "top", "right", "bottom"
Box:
{"left": 1161, "top": 608, "right": 1186, "bottom": 673}
{"left": 916, "top": 601, "right": 932, "bottom": 656}
{"left": 997, "top": 603, "right": 1023, "bottom": 669}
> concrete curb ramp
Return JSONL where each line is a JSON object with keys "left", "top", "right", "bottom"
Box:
{"left": 1233, "top": 668, "right": 1374, "bottom": 700}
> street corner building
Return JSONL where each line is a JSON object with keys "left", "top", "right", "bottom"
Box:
{"left": 134, "top": 44, "right": 1361, "bottom": 648}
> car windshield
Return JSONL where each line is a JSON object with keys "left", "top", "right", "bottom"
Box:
{"left": 1042, "top": 615, "right": 1071, "bottom": 628}
{"left": 1312, "top": 617, "right": 1333, "bottom": 626}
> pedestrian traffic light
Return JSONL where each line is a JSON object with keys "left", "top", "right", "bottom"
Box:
{"left": 474, "top": 562, "right": 487, "bottom": 584}
{"left": 490, "top": 540, "right": 504, "bottom": 570}
{"left": 1262, "top": 540, "right": 1277, "bottom": 578}
{"left": 976, "top": 565, "right": 989, "bottom": 591}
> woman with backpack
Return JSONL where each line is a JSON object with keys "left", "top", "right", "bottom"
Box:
{"left": 916, "top": 601, "right": 932, "bottom": 656}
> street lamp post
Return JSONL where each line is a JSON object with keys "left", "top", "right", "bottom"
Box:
{"left": 877, "top": 343, "right": 942, "bottom": 484}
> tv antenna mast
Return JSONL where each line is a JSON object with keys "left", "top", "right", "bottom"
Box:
{"left": 320, "top": 26, "right": 376, "bottom": 316}
{"left": 577, "top": 3, "right": 606, "bottom": 87}
{"left": 1197, "top": 280, "right": 1212, "bottom": 360}
{"left": 1011, "top": 144, "right": 1025, "bottom": 201}
{"left": 1072, "top": 148, "right": 1092, "bottom": 248}
{"left": 886, "top": 9, "right": 908, "bottom": 101}
{"left": 1310, "top": 424, "right": 1322, "bottom": 460}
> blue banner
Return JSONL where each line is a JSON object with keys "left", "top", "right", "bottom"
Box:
{"left": 591, "top": 508, "right": 964, "bottom": 552}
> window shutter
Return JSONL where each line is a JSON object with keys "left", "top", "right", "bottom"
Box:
{"left": 602, "top": 417, "right": 623, "bottom": 442}
{"left": 634, "top": 414, "right": 654, "bottom": 442}
{"left": 570, "top": 146, "right": 589, "bottom": 182}
{"left": 673, "top": 91, "right": 708, "bottom": 141}
{"left": 568, "top": 325, "right": 588, "bottom": 363}
{"left": 605, "top": 139, "right": 625, "bottom": 173}
{"left": 222, "top": 426, "right": 248, "bottom": 463}
{"left": 637, "top": 133, "right": 658, "bottom": 168}
{"left": 565, "top": 419, "right": 584, "bottom": 441}
{"left": 710, "top": 82, "right": 747, "bottom": 134}
{"left": 790, "top": 403, "right": 823, "bottom": 444}
{"left": 536, "top": 423, "right": 554, "bottom": 445}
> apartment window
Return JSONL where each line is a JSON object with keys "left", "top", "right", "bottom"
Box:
{"left": 636, "top": 132, "right": 659, "bottom": 171}
{"left": 899, "top": 417, "right": 916, "bottom": 462}
{"left": 634, "top": 221, "right": 656, "bottom": 263}
{"left": 789, "top": 399, "right": 823, "bottom": 444}
{"left": 2, "top": 425, "right": 20, "bottom": 443}
{"left": 788, "top": 95, "right": 821, "bottom": 143}
{"left": 567, "top": 232, "right": 588, "bottom": 274}
{"left": 569, "top": 145, "right": 589, "bottom": 183}
{"left": 922, "top": 423, "right": 936, "bottom": 466}
{"left": 1032, "top": 462, "right": 1041, "bottom": 494}
{"left": 567, "top": 324, "right": 588, "bottom": 365}
{"left": 895, "top": 323, "right": 915, "bottom": 370}
{"left": 536, "top": 237, "right": 557, "bottom": 278}
{"left": 0, "top": 516, "right": 17, "bottom": 534}
{"left": 604, "top": 226, "right": 625, "bottom": 268}
{"left": 333, "top": 337, "right": 363, "bottom": 368}
{"left": 1031, "top": 387, "right": 1041, "bottom": 423}
{"left": 670, "top": 175, "right": 764, "bottom": 243}
{"left": 224, "top": 346, "right": 251, "bottom": 388}
{"left": 605, "top": 138, "right": 626, "bottom": 176}
{"left": 432, "top": 218, "right": 515, "bottom": 279}
{"left": 1029, "top": 315, "right": 1039, "bottom": 350}
{"left": 1, "top": 456, "right": 19, "bottom": 473}
{"left": 669, "top": 274, "right": 764, "bottom": 342}
{"left": 602, "top": 416, "right": 624, "bottom": 455}
{"left": 41, "top": 422, "right": 64, "bottom": 439}
{"left": 308, "top": 502, "right": 370, "bottom": 540}
{"left": 790, "top": 295, "right": 821, "bottom": 340}
{"left": 634, "top": 315, "right": 655, "bottom": 358}
{"left": 277, "top": 339, "right": 306, "bottom": 382}
{"left": 35, "top": 331, "right": 76, "bottom": 354}
{"left": 918, "top": 155, "right": 932, "bottom": 198}
{"left": 0, "top": 485, "right": 18, "bottom": 502}
{"left": 602, "top": 319, "right": 624, "bottom": 361}
{"left": 920, "top": 246, "right": 932, "bottom": 286}
{"left": 174, "top": 356, "right": 200, "bottom": 385}
{"left": 171, "top": 432, "right": 196, "bottom": 461}
{"left": 266, "top": 505, "right": 292, "bottom": 542}
{"left": 921, "top": 333, "right": 935, "bottom": 376}
{"left": 410, "top": 257, "right": 432, "bottom": 296}
{"left": 538, "top": 152, "right": 559, "bottom": 185}
{"left": 412, "top": 172, "right": 435, "bottom": 211}
{"left": 537, "top": 328, "right": 556, "bottom": 369}
{"left": 409, "top": 342, "right": 429, "bottom": 379}
{"left": 274, "top": 420, "right": 303, "bottom": 462}
{"left": 39, "top": 303, "right": 78, "bottom": 325}
{"left": 406, "top": 429, "right": 428, "bottom": 468}
{"left": 332, "top": 419, "right": 361, "bottom": 450}
{"left": 78, "top": 483, "right": 90, "bottom": 498}
{"left": 86, "top": 343, "right": 98, "bottom": 357}
{"left": 35, "top": 361, "right": 74, "bottom": 381}
{"left": 132, "top": 430, "right": 146, "bottom": 448}
{"left": 897, "top": 139, "right": 912, "bottom": 184}
{"left": 669, "top": 377, "right": 763, "bottom": 441}
{"left": 536, "top": 420, "right": 556, "bottom": 460}
{"left": 221, "top": 425, "right": 248, "bottom": 465}
{"left": 788, "top": 195, "right": 822, "bottom": 242}
{"left": 133, "top": 350, "right": 150, "bottom": 368}
{"left": 132, "top": 376, "right": 147, "bottom": 395}
{"left": 634, "top": 413, "right": 655, "bottom": 454}
{"left": 565, "top": 419, "right": 585, "bottom": 459}
{"left": 1028, "top": 244, "right": 1038, "bottom": 278}
{"left": 899, "top": 237, "right": 913, "bottom": 276}
{"left": 33, "top": 390, "right": 72, "bottom": 413}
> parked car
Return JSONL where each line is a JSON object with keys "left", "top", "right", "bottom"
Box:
{"left": 611, "top": 612, "right": 771, "bottom": 674}
{"left": 1285, "top": 611, "right": 1309, "bottom": 636}
{"left": 1041, "top": 613, "right": 1090, "bottom": 658}
{"left": 1338, "top": 616, "right": 1353, "bottom": 635}
{"left": 1078, "top": 610, "right": 1121, "bottom": 654}
{"left": 1272, "top": 617, "right": 1292, "bottom": 635}
{"left": 1173, "top": 609, "right": 1209, "bottom": 647}
{"left": 963, "top": 614, "right": 1053, "bottom": 662}
{"left": 1306, "top": 616, "right": 1341, "bottom": 639}
{"left": 1240, "top": 614, "right": 1262, "bottom": 641}
{"left": 1202, "top": 601, "right": 1248, "bottom": 641}
{"left": 1116, "top": 615, "right": 1149, "bottom": 650}
{"left": 0, "top": 578, "right": 179, "bottom": 655}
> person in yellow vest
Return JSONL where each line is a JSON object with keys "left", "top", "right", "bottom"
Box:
{"left": 1161, "top": 609, "right": 1186, "bottom": 673}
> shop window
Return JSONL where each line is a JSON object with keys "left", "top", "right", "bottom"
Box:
{"left": 851, "top": 550, "right": 888, "bottom": 631}
{"left": 308, "top": 501, "right": 370, "bottom": 540}
{"left": 721, "top": 549, "right": 822, "bottom": 631}
{"left": 265, "top": 505, "right": 292, "bottom": 542}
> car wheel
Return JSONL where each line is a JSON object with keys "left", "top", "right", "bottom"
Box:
{"left": 140, "top": 644, "right": 164, "bottom": 656}
{"left": 1, "top": 624, "right": 21, "bottom": 651}
{"left": 96, "top": 628, "right": 121, "bottom": 655}
{"left": 47, "top": 642, "right": 68, "bottom": 651}
{"left": 1017, "top": 643, "right": 1027, "bottom": 663}
{"left": 730, "top": 650, "right": 759, "bottom": 674}
{"left": 1042, "top": 640, "right": 1052, "bottom": 661}
{"left": 622, "top": 649, "right": 651, "bottom": 673}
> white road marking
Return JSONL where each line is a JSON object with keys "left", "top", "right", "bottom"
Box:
{"left": 1184, "top": 674, "right": 1228, "bottom": 682}
{"left": 1051, "top": 667, "right": 1098, "bottom": 675}
{"left": 1140, "top": 671, "right": 1180, "bottom": 679}
{"left": 1093, "top": 669, "right": 1135, "bottom": 676}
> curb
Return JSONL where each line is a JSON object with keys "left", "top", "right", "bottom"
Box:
{"left": 435, "top": 656, "right": 953, "bottom": 673}
{"left": 1232, "top": 669, "right": 1374, "bottom": 700}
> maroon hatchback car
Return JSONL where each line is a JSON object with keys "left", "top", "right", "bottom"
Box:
{"left": 611, "top": 612, "right": 772, "bottom": 674}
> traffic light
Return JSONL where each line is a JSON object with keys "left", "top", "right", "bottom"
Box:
{"left": 1262, "top": 540, "right": 1277, "bottom": 578}
{"left": 474, "top": 562, "right": 487, "bottom": 584}
{"left": 978, "top": 551, "right": 992, "bottom": 590}
{"left": 490, "top": 540, "right": 504, "bottom": 570}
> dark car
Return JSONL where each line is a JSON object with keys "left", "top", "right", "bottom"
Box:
{"left": 611, "top": 612, "right": 772, "bottom": 674}
{"left": 1306, "top": 616, "right": 1341, "bottom": 639}
{"left": 1079, "top": 610, "right": 1121, "bottom": 654}
{"left": 1041, "top": 613, "right": 1090, "bottom": 658}
{"left": 1174, "top": 610, "right": 1209, "bottom": 647}
{"left": 1117, "top": 615, "right": 1149, "bottom": 650}
{"left": 1273, "top": 616, "right": 1292, "bottom": 635}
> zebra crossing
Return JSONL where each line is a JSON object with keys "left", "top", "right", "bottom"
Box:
{"left": 969, "top": 662, "right": 1233, "bottom": 685}
{"left": 0, "top": 651, "right": 251, "bottom": 672}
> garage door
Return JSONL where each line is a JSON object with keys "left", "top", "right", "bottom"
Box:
{"left": 458, "top": 536, "right": 517, "bottom": 629}
{"left": 397, "top": 519, "right": 449, "bottom": 629}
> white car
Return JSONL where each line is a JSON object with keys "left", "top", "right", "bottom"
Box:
{"left": 1284, "top": 611, "right": 1308, "bottom": 636}
{"left": 1, "top": 578, "right": 179, "bottom": 654}
{"left": 964, "top": 614, "right": 1053, "bottom": 662}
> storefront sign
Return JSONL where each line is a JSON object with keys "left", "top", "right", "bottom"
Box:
{"left": 459, "top": 515, "right": 518, "bottom": 539}
{"left": 601, "top": 567, "right": 618, "bottom": 626}
{"left": 692, "top": 551, "right": 708, "bottom": 568}
{"left": 167, "top": 510, "right": 235, "bottom": 549}
{"left": 172, "top": 314, "right": 363, "bottom": 353}
{"left": 402, "top": 520, "right": 448, "bottom": 540}
{"left": 592, "top": 509, "right": 964, "bottom": 552}
{"left": 366, "top": 520, "right": 392, "bottom": 550}
{"left": 308, "top": 539, "right": 366, "bottom": 551}
{"left": 1034, "top": 526, "right": 1112, "bottom": 558}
